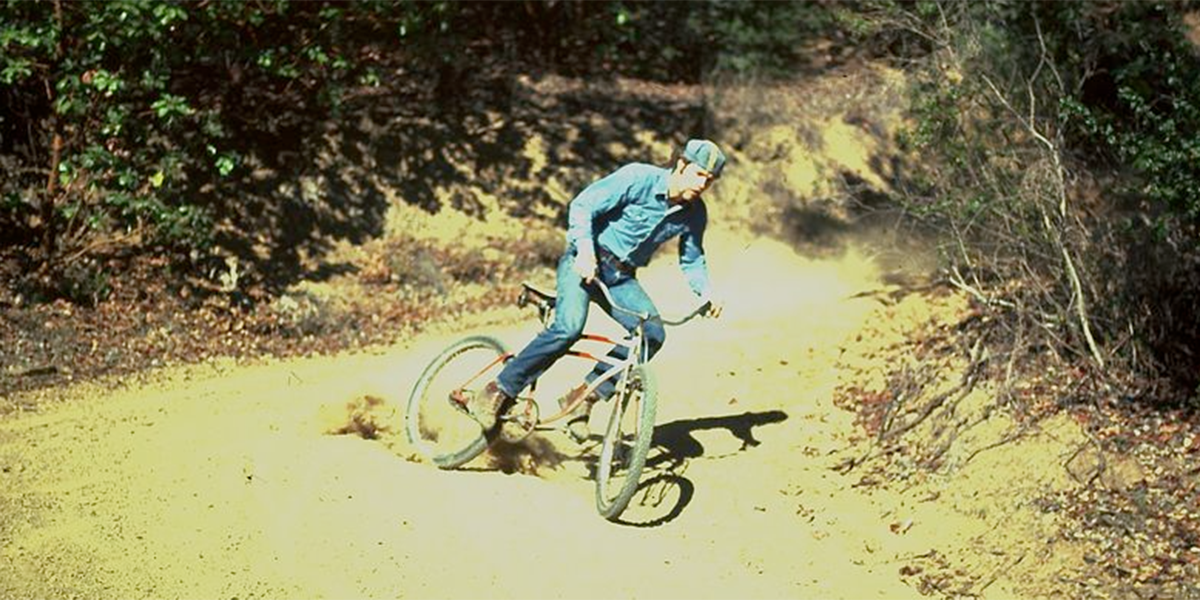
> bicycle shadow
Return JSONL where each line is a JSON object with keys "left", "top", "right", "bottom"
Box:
{"left": 612, "top": 409, "right": 789, "bottom": 528}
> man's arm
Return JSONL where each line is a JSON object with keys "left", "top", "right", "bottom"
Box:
{"left": 566, "top": 167, "right": 633, "bottom": 259}
{"left": 678, "top": 202, "right": 712, "bottom": 292}
{"left": 679, "top": 202, "right": 722, "bottom": 317}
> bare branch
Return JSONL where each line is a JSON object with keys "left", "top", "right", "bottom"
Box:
{"left": 979, "top": 61, "right": 1106, "bottom": 369}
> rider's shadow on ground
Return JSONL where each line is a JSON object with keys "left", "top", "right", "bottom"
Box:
{"left": 651, "top": 409, "right": 790, "bottom": 467}
{"left": 614, "top": 410, "right": 789, "bottom": 528}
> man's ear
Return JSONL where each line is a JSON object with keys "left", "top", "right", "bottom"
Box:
{"left": 674, "top": 158, "right": 688, "bottom": 174}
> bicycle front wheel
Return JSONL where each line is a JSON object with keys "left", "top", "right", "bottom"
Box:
{"left": 595, "top": 364, "right": 658, "bottom": 520}
{"left": 405, "top": 335, "right": 508, "bottom": 469}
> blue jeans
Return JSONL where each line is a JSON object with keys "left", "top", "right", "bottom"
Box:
{"left": 496, "top": 247, "right": 666, "bottom": 400}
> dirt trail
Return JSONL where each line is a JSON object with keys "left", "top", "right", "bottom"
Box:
{"left": 0, "top": 230, "right": 1081, "bottom": 599}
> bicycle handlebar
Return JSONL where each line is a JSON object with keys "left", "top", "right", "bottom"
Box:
{"left": 590, "top": 279, "right": 712, "bottom": 327}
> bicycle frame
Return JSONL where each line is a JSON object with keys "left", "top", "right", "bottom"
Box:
{"left": 510, "top": 280, "right": 652, "bottom": 427}
{"left": 442, "top": 326, "right": 639, "bottom": 432}
{"left": 541, "top": 326, "right": 643, "bottom": 426}
{"left": 449, "top": 280, "right": 705, "bottom": 432}
{"left": 406, "top": 278, "right": 711, "bottom": 517}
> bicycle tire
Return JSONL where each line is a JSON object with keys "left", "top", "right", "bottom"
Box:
{"left": 405, "top": 335, "right": 508, "bottom": 469}
{"left": 595, "top": 364, "right": 657, "bottom": 520}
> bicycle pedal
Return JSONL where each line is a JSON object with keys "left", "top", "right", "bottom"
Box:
{"left": 497, "top": 398, "right": 539, "bottom": 444}
{"left": 448, "top": 389, "right": 473, "bottom": 416}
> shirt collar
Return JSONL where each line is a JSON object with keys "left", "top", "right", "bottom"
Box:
{"left": 654, "top": 167, "right": 687, "bottom": 216}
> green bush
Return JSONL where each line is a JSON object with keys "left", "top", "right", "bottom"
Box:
{"left": 0, "top": 1, "right": 392, "bottom": 266}
{"left": 696, "top": 1, "right": 837, "bottom": 78}
{"left": 1054, "top": 2, "right": 1200, "bottom": 238}
{"left": 1, "top": 0, "right": 838, "bottom": 292}
{"left": 846, "top": 0, "right": 1200, "bottom": 401}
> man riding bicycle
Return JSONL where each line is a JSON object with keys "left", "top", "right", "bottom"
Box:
{"left": 469, "top": 138, "right": 727, "bottom": 442}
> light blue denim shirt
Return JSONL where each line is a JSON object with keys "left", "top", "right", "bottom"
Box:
{"left": 566, "top": 163, "right": 711, "bottom": 297}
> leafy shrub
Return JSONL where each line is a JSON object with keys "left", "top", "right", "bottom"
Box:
{"left": 847, "top": 0, "right": 1200, "bottom": 402}
{"left": 695, "top": 1, "right": 837, "bottom": 78}
{"left": 1, "top": 1, "right": 391, "bottom": 272}
{"left": 1051, "top": 2, "right": 1200, "bottom": 238}
{"left": 2, "top": 0, "right": 840, "bottom": 305}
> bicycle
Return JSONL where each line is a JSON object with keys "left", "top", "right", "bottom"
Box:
{"left": 404, "top": 279, "right": 710, "bottom": 520}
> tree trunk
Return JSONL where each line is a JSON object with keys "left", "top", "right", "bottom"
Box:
{"left": 40, "top": 0, "right": 65, "bottom": 268}
{"left": 41, "top": 131, "right": 62, "bottom": 265}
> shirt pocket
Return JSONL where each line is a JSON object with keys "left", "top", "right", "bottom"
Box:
{"left": 620, "top": 202, "right": 660, "bottom": 241}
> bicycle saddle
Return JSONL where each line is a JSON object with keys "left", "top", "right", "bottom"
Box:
{"left": 519, "top": 282, "right": 555, "bottom": 309}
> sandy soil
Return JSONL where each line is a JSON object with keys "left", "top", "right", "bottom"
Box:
{"left": 0, "top": 231, "right": 1086, "bottom": 599}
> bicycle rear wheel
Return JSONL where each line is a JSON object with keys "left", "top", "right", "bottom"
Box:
{"left": 405, "top": 335, "right": 508, "bottom": 469}
{"left": 595, "top": 364, "right": 657, "bottom": 520}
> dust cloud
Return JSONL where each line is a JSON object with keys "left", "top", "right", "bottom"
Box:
{"left": 485, "top": 436, "right": 569, "bottom": 475}
{"left": 319, "top": 393, "right": 396, "bottom": 440}
{"left": 322, "top": 387, "right": 570, "bottom": 476}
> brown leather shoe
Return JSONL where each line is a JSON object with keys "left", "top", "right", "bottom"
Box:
{"left": 558, "top": 384, "right": 599, "bottom": 443}
{"left": 466, "top": 381, "right": 510, "bottom": 431}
